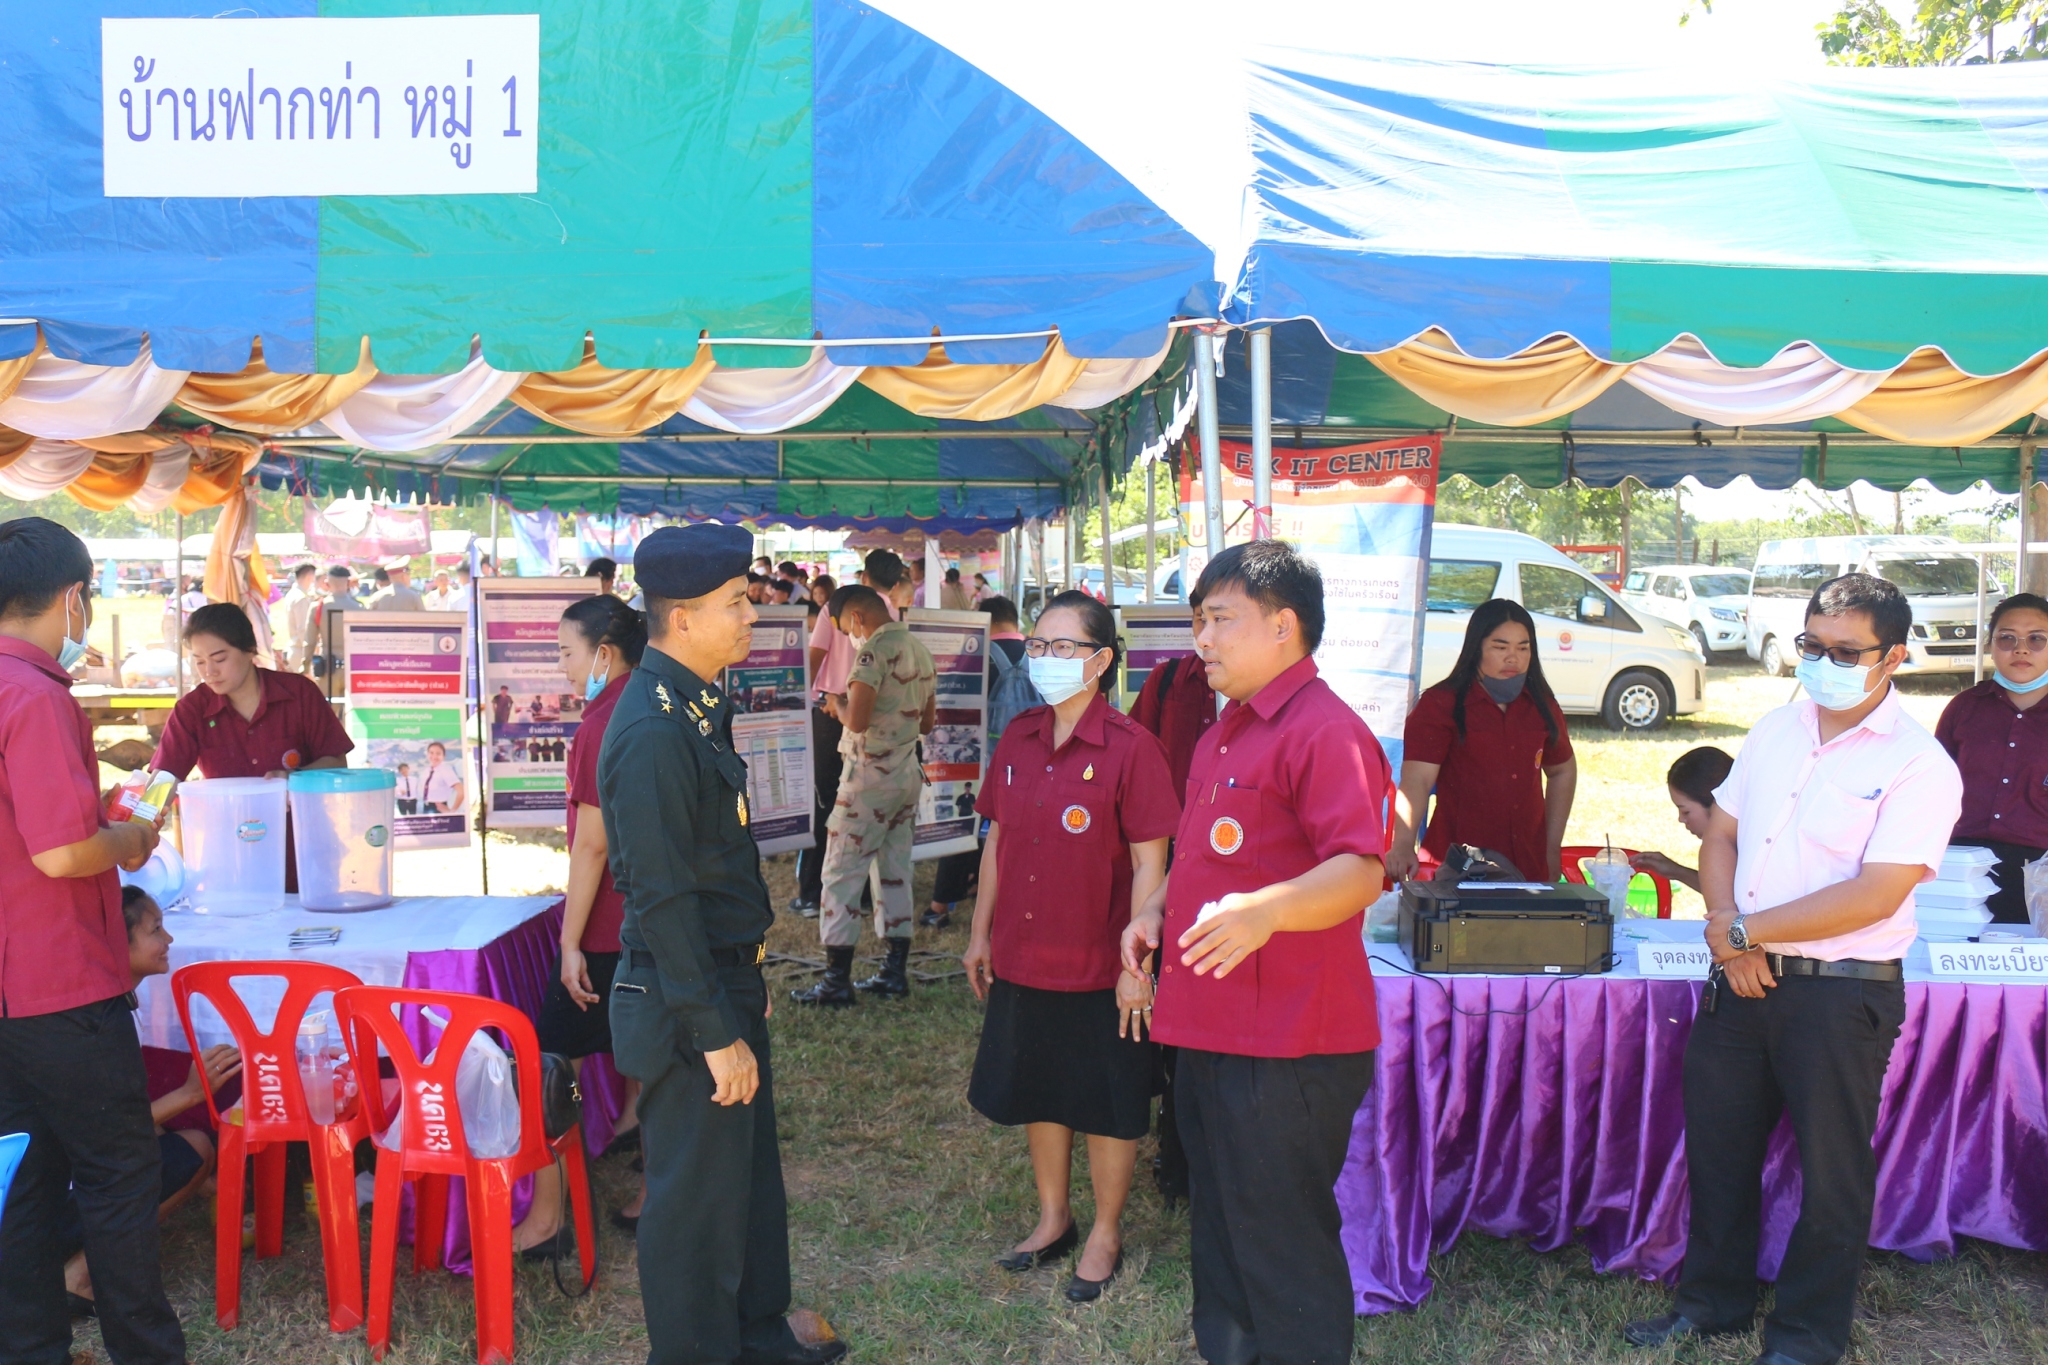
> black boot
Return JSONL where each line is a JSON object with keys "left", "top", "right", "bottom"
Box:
{"left": 854, "top": 938, "right": 911, "bottom": 998}
{"left": 791, "top": 946, "right": 856, "bottom": 1007}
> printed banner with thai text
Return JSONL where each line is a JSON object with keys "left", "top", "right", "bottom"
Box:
{"left": 723, "top": 605, "right": 815, "bottom": 857}
{"left": 1182, "top": 435, "right": 1439, "bottom": 770}
{"left": 476, "top": 578, "right": 597, "bottom": 827}
{"left": 338, "top": 609, "right": 470, "bottom": 850}
{"left": 906, "top": 609, "right": 989, "bottom": 860}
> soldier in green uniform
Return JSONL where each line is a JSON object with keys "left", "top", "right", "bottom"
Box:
{"left": 598, "top": 524, "right": 846, "bottom": 1365}
{"left": 791, "top": 586, "right": 936, "bottom": 1006}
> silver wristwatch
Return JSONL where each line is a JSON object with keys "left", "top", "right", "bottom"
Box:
{"left": 1726, "top": 914, "right": 1752, "bottom": 953}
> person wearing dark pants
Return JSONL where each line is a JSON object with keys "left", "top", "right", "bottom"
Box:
{"left": 599, "top": 525, "right": 844, "bottom": 1365}
{"left": 1127, "top": 542, "right": 1393, "bottom": 1365}
{"left": 1625, "top": 574, "right": 1961, "bottom": 1365}
{"left": 0, "top": 517, "right": 184, "bottom": 1365}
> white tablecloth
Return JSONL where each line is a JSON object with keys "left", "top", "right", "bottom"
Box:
{"left": 135, "top": 895, "right": 560, "bottom": 1050}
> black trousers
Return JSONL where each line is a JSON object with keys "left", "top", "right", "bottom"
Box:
{"left": 1176, "top": 1047, "right": 1374, "bottom": 1365}
{"left": 611, "top": 961, "right": 798, "bottom": 1365}
{"left": 796, "top": 704, "right": 844, "bottom": 904}
{"left": 0, "top": 995, "right": 186, "bottom": 1365}
{"left": 1676, "top": 973, "right": 1907, "bottom": 1365}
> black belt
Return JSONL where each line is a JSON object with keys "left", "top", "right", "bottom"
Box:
{"left": 629, "top": 945, "right": 766, "bottom": 970}
{"left": 1764, "top": 953, "right": 1903, "bottom": 982}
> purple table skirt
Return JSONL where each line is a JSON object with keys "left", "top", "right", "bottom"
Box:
{"left": 1337, "top": 974, "right": 2048, "bottom": 1314}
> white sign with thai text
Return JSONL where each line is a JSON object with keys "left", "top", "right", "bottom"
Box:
{"left": 1925, "top": 940, "right": 2048, "bottom": 982}
{"left": 1636, "top": 942, "right": 1714, "bottom": 979}
{"left": 102, "top": 17, "right": 539, "bottom": 197}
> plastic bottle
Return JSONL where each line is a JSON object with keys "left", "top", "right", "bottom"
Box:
{"left": 297, "top": 1011, "right": 337, "bottom": 1125}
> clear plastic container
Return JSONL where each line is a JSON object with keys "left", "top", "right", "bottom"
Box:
{"left": 297, "top": 1011, "right": 337, "bottom": 1125}
{"left": 178, "top": 777, "right": 288, "bottom": 916}
{"left": 288, "top": 769, "right": 396, "bottom": 912}
{"left": 1585, "top": 847, "right": 1635, "bottom": 920}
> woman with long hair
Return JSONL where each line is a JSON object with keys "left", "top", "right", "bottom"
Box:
{"left": 1386, "top": 598, "right": 1577, "bottom": 882}
{"left": 963, "top": 590, "right": 1178, "bottom": 1301}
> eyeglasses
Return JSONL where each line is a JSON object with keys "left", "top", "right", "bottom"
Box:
{"left": 1024, "top": 637, "right": 1106, "bottom": 660}
{"left": 1793, "top": 633, "right": 1887, "bottom": 669}
{"left": 1994, "top": 631, "right": 2048, "bottom": 654}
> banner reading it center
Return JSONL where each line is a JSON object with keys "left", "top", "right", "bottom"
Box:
{"left": 1181, "top": 434, "right": 1439, "bottom": 771}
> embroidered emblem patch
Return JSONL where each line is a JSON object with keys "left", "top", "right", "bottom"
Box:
{"left": 1061, "top": 804, "right": 1092, "bottom": 834}
{"left": 1209, "top": 817, "right": 1245, "bottom": 855}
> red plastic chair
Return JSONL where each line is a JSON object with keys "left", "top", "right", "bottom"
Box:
{"left": 335, "top": 986, "right": 595, "bottom": 1365}
{"left": 1559, "top": 845, "right": 1674, "bottom": 918}
{"left": 170, "top": 961, "right": 371, "bottom": 1332}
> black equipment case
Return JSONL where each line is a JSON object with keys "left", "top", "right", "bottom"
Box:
{"left": 1397, "top": 880, "right": 1614, "bottom": 974}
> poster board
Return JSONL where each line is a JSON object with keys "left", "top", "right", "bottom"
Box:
{"left": 1119, "top": 604, "right": 1198, "bottom": 713}
{"left": 723, "top": 605, "right": 816, "bottom": 856}
{"left": 475, "top": 578, "right": 597, "bottom": 827}
{"left": 905, "top": 608, "right": 990, "bottom": 860}
{"left": 1183, "top": 435, "right": 1439, "bottom": 770}
{"left": 340, "top": 610, "right": 470, "bottom": 850}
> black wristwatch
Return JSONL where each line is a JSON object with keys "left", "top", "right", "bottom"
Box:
{"left": 1726, "top": 914, "right": 1752, "bottom": 953}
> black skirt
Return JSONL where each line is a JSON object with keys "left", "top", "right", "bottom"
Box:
{"left": 968, "top": 978, "right": 1156, "bottom": 1140}
{"left": 535, "top": 950, "right": 621, "bottom": 1058}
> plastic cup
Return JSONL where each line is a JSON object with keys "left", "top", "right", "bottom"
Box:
{"left": 1585, "top": 848, "right": 1633, "bottom": 920}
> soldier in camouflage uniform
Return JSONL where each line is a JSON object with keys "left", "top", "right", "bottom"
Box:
{"left": 791, "top": 585, "right": 935, "bottom": 1006}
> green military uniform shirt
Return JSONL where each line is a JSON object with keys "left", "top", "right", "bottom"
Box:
{"left": 597, "top": 647, "right": 771, "bottom": 1053}
{"left": 845, "top": 620, "right": 936, "bottom": 761}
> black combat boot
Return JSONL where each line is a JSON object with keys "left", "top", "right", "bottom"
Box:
{"left": 854, "top": 938, "right": 911, "bottom": 998}
{"left": 790, "top": 946, "right": 856, "bottom": 1007}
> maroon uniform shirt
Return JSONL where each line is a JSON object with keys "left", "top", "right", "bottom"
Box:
{"left": 151, "top": 666, "right": 353, "bottom": 780}
{"left": 978, "top": 692, "right": 1182, "bottom": 992}
{"left": 565, "top": 671, "right": 629, "bottom": 954}
{"left": 1129, "top": 649, "right": 1218, "bottom": 792}
{"left": 1403, "top": 679, "right": 1573, "bottom": 882}
{"left": 0, "top": 636, "right": 129, "bottom": 1017}
{"left": 1935, "top": 679, "right": 2048, "bottom": 848}
{"left": 1151, "top": 657, "right": 1392, "bottom": 1058}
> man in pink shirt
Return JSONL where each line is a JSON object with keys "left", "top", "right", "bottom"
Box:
{"left": 1626, "top": 574, "right": 1961, "bottom": 1365}
{"left": 0, "top": 518, "right": 186, "bottom": 1365}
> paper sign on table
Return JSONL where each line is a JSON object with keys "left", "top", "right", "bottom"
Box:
{"left": 1925, "top": 941, "right": 2048, "bottom": 981}
{"left": 1636, "top": 942, "right": 1714, "bottom": 978}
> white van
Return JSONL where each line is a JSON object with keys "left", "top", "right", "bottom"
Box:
{"left": 1620, "top": 564, "right": 1754, "bottom": 656}
{"left": 1744, "top": 535, "right": 1994, "bottom": 676}
{"left": 1424, "top": 524, "right": 1706, "bottom": 730}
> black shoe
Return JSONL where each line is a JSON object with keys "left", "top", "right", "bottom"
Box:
{"left": 854, "top": 939, "right": 911, "bottom": 998}
{"left": 518, "top": 1228, "right": 573, "bottom": 1262}
{"left": 630, "top": 1155, "right": 643, "bottom": 1174}
{"left": 791, "top": 947, "right": 857, "bottom": 1007}
{"left": 789, "top": 898, "right": 820, "bottom": 920}
{"left": 995, "top": 1220, "right": 1078, "bottom": 1272}
{"left": 919, "top": 909, "right": 951, "bottom": 930}
{"left": 67, "top": 1292, "right": 96, "bottom": 1320}
{"left": 1064, "top": 1249, "right": 1123, "bottom": 1303}
{"left": 609, "top": 1209, "right": 639, "bottom": 1233}
{"left": 602, "top": 1124, "right": 641, "bottom": 1157}
{"left": 735, "top": 1340, "right": 848, "bottom": 1365}
{"left": 1622, "top": 1312, "right": 1748, "bottom": 1348}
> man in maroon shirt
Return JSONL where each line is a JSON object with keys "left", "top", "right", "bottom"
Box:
{"left": 0, "top": 517, "right": 187, "bottom": 1365}
{"left": 1125, "top": 540, "right": 1390, "bottom": 1365}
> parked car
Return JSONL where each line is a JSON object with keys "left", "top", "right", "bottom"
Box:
{"left": 1425, "top": 525, "right": 1706, "bottom": 731}
{"left": 1620, "top": 564, "right": 1754, "bottom": 657}
{"left": 1744, "top": 535, "right": 1995, "bottom": 676}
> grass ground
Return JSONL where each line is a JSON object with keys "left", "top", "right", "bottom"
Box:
{"left": 69, "top": 660, "right": 2048, "bottom": 1364}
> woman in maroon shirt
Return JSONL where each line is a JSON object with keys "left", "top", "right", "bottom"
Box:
{"left": 1935, "top": 592, "right": 2048, "bottom": 923}
{"left": 1387, "top": 598, "right": 1577, "bottom": 883}
{"left": 521, "top": 593, "right": 648, "bottom": 1253}
{"left": 962, "top": 592, "right": 1179, "bottom": 1302}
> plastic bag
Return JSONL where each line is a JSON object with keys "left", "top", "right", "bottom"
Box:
{"left": 378, "top": 1007, "right": 522, "bottom": 1159}
{"left": 1365, "top": 888, "right": 1402, "bottom": 944}
{"left": 2025, "top": 853, "right": 2048, "bottom": 937}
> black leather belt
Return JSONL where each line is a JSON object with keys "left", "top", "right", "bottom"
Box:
{"left": 1764, "top": 953, "right": 1903, "bottom": 982}
{"left": 629, "top": 945, "right": 766, "bottom": 970}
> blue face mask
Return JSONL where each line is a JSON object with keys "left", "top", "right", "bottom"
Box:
{"left": 1795, "top": 654, "right": 1877, "bottom": 711}
{"left": 1996, "top": 668, "right": 2048, "bottom": 695}
{"left": 56, "top": 587, "right": 87, "bottom": 672}
{"left": 584, "top": 654, "right": 610, "bottom": 703}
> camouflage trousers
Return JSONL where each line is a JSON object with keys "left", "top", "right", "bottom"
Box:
{"left": 819, "top": 747, "right": 922, "bottom": 948}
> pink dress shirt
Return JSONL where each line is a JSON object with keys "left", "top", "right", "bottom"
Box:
{"left": 1713, "top": 687, "right": 1961, "bottom": 962}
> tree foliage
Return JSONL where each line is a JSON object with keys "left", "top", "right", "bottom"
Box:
{"left": 1820, "top": 0, "right": 2048, "bottom": 66}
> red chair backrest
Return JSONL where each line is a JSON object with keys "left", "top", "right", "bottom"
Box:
{"left": 171, "top": 961, "right": 366, "bottom": 1139}
{"left": 333, "top": 986, "right": 548, "bottom": 1179}
{"left": 1559, "top": 844, "right": 1674, "bottom": 918}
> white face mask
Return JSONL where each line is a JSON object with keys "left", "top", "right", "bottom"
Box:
{"left": 1028, "top": 650, "right": 1100, "bottom": 706}
{"left": 57, "top": 586, "right": 88, "bottom": 671}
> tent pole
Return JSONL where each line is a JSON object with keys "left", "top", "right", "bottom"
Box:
{"left": 175, "top": 512, "right": 187, "bottom": 698}
{"left": 1194, "top": 331, "right": 1226, "bottom": 562}
{"left": 1144, "top": 460, "right": 1157, "bottom": 604}
{"left": 1250, "top": 327, "right": 1273, "bottom": 540}
{"left": 2021, "top": 437, "right": 2037, "bottom": 597}
{"left": 1099, "top": 462, "right": 1115, "bottom": 608}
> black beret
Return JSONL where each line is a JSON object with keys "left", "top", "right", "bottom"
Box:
{"left": 631, "top": 524, "right": 753, "bottom": 601}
